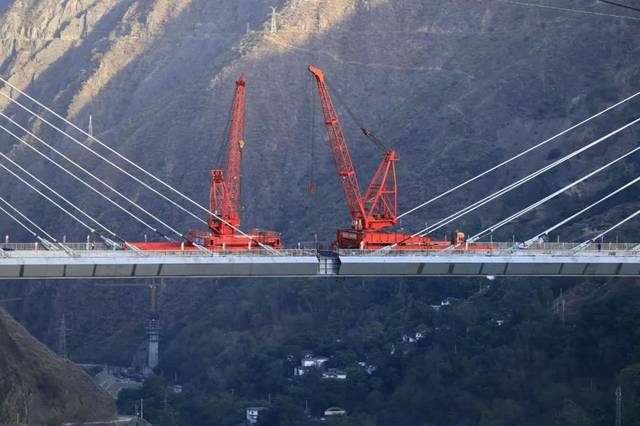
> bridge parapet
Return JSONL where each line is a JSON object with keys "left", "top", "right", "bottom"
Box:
{"left": 0, "top": 244, "right": 317, "bottom": 258}
{"left": 1, "top": 243, "right": 640, "bottom": 279}
{"left": 338, "top": 242, "right": 640, "bottom": 258}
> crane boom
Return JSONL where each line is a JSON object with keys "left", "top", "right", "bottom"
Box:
{"left": 129, "top": 74, "right": 281, "bottom": 251}
{"left": 209, "top": 75, "right": 246, "bottom": 234}
{"left": 308, "top": 66, "right": 397, "bottom": 232}
{"left": 308, "top": 66, "right": 366, "bottom": 229}
{"left": 226, "top": 75, "right": 246, "bottom": 218}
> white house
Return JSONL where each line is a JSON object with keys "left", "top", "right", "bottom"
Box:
{"left": 402, "top": 334, "right": 415, "bottom": 343}
{"left": 301, "top": 355, "right": 329, "bottom": 368}
{"left": 246, "top": 407, "right": 268, "bottom": 424}
{"left": 322, "top": 368, "right": 347, "bottom": 380}
{"left": 324, "top": 407, "right": 347, "bottom": 416}
{"left": 357, "top": 361, "right": 376, "bottom": 375}
{"left": 441, "top": 297, "right": 456, "bottom": 306}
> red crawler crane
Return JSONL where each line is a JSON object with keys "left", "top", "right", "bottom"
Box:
{"left": 132, "top": 75, "right": 280, "bottom": 251}
{"left": 308, "top": 66, "right": 492, "bottom": 250}
{"left": 187, "top": 75, "right": 281, "bottom": 250}
{"left": 208, "top": 75, "right": 246, "bottom": 236}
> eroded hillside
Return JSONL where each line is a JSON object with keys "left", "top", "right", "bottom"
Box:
{"left": 0, "top": 0, "right": 638, "bottom": 423}
{"left": 0, "top": 307, "right": 115, "bottom": 423}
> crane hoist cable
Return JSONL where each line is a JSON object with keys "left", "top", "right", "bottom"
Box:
{"left": 0, "top": 78, "right": 278, "bottom": 254}
{"left": 214, "top": 96, "right": 235, "bottom": 169}
{"left": 325, "top": 78, "right": 389, "bottom": 151}
{"left": 308, "top": 66, "right": 399, "bottom": 242}
{"left": 398, "top": 88, "right": 640, "bottom": 220}
{"left": 306, "top": 73, "right": 318, "bottom": 197}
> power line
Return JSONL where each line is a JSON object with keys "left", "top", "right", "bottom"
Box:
{"left": 615, "top": 385, "right": 623, "bottom": 426}
{"left": 57, "top": 314, "right": 70, "bottom": 360}
{"left": 399, "top": 88, "right": 640, "bottom": 219}
{"left": 467, "top": 145, "right": 640, "bottom": 243}
{"left": 381, "top": 116, "right": 640, "bottom": 251}
{"left": 599, "top": 0, "right": 640, "bottom": 13}
{"left": 494, "top": 0, "right": 640, "bottom": 22}
{"left": 0, "top": 77, "right": 278, "bottom": 254}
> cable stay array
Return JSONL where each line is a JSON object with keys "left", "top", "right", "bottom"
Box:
{"left": 0, "top": 154, "right": 129, "bottom": 249}
{"left": 523, "top": 175, "right": 640, "bottom": 247}
{"left": 575, "top": 208, "right": 640, "bottom": 251}
{"left": 378, "top": 116, "right": 640, "bottom": 251}
{"left": 0, "top": 66, "right": 639, "bottom": 255}
{"left": 398, "top": 89, "right": 640, "bottom": 220}
{"left": 0, "top": 77, "right": 278, "bottom": 254}
{"left": 466, "top": 145, "right": 640, "bottom": 244}
{"left": 0, "top": 91, "right": 209, "bottom": 252}
{"left": 0, "top": 114, "right": 187, "bottom": 244}
{"left": 0, "top": 196, "right": 61, "bottom": 250}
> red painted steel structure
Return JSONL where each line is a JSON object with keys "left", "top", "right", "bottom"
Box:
{"left": 133, "top": 75, "right": 280, "bottom": 251}
{"left": 308, "top": 66, "right": 397, "bottom": 231}
{"left": 308, "top": 66, "right": 493, "bottom": 250}
{"left": 209, "top": 75, "right": 245, "bottom": 235}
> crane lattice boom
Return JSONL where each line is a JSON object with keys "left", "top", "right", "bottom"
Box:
{"left": 209, "top": 75, "right": 246, "bottom": 235}
{"left": 308, "top": 66, "right": 398, "bottom": 232}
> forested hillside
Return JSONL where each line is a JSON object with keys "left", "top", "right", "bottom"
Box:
{"left": 115, "top": 278, "right": 640, "bottom": 425}
{"left": 0, "top": 0, "right": 638, "bottom": 424}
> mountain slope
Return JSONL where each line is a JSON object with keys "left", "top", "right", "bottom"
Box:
{"left": 0, "top": 0, "right": 636, "bottom": 243}
{"left": 0, "top": 307, "right": 116, "bottom": 424}
{"left": 0, "top": 1, "right": 638, "bottom": 424}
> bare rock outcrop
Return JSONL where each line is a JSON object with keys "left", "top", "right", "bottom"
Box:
{"left": 0, "top": 307, "right": 116, "bottom": 424}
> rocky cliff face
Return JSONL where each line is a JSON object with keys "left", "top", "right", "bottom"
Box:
{"left": 0, "top": 0, "right": 638, "bottom": 387}
{"left": 0, "top": 307, "right": 115, "bottom": 424}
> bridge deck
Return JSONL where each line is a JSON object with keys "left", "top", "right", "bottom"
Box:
{"left": 0, "top": 242, "right": 639, "bottom": 279}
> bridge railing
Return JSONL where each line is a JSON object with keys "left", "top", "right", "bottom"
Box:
{"left": 339, "top": 242, "right": 640, "bottom": 257}
{"left": 0, "top": 243, "right": 317, "bottom": 258}
{"left": 0, "top": 242, "right": 112, "bottom": 251}
{"left": 2, "top": 242, "right": 640, "bottom": 258}
{"left": 123, "top": 249, "right": 318, "bottom": 258}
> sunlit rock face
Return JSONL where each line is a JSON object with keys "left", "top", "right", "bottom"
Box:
{"left": 0, "top": 0, "right": 637, "bottom": 392}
